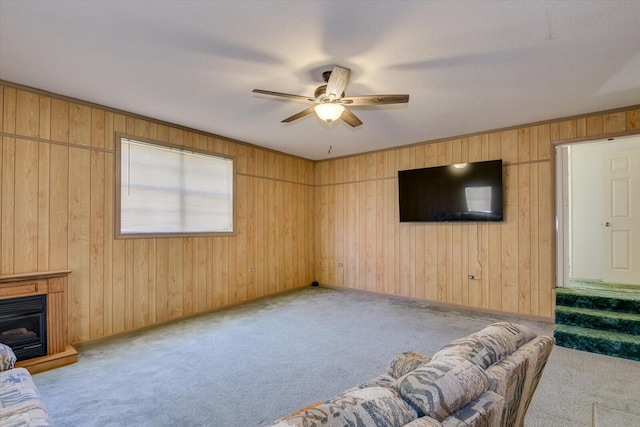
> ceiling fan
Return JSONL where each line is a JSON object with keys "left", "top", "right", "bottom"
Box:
{"left": 252, "top": 65, "right": 409, "bottom": 127}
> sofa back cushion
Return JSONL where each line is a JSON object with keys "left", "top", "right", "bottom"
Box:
{"left": 271, "top": 386, "right": 417, "bottom": 427}
{"left": 396, "top": 356, "right": 489, "bottom": 421}
{"left": 431, "top": 323, "right": 536, "bottom": 369}
{"left": 388, "top": 351, "right": 431, "bottom": 379}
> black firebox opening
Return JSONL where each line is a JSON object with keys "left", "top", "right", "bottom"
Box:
{"left": 0, "top": 294, "right": 47, "bottom": 361}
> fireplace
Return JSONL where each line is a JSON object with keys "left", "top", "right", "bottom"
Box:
{"left": 0, "top": 270, "right": 76, "bottom": 373}
{"left": 0, "top": 295, "right": 47, "bottom": 361}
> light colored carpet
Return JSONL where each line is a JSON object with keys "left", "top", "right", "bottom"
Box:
{"left": 31, "top": 286, "right": 640, "bottom": 426}
{"left": 593, "top": 404, "right": 640, "bottom": 427}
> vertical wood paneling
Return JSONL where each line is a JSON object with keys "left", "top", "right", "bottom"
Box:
{"left": 518, "top": 165, "right": 531, "bottom": 314}
{"left": 3, "top": 83, "right": 315, "bottom": 344}
{"left": 49, "top": 145, "right": 68, "bottom": 270}
{"left": 89, "top": 151, "right": 104, "bottom": 338}
{"left": 133, "top": 239, "right": 149, "bottom": 328}
{"left": 3, "top": 87, "right": 17, "bottom": 134}
{"left": 68, "top": 147, "right": 91, "bottom": 342}
{"left": 16, "top": 91, "right": 39, "bottom": 138}
{"left": 103, "top": 153, "right": 114, "bottom": 335}
{"left": 627, "top": 109, "right": 640, "bottom": 130}
{"left": 2, "top": 81, "right": 636, "bottom": 341}
{"left": 1, "top": 138, "right": 15, "bottom": 274}
{"left": 311, "top": 109, "right": 640, "bottom": 319}
{"left": 38, "top": 142, "right": 50, "bottom": 272}
{"left": 50, "top": 99, "right": 69, "bottom": 143}
{"left": 14, "top": 139, "right": 39, "bottom": 273}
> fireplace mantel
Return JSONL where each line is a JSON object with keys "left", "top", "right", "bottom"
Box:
{"left": 0, "top": 270, "right": 77, "bottom": 373}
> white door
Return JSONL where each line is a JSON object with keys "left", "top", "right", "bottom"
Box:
{"left": 602, "top": 149, "right": 640, "bottom": 284}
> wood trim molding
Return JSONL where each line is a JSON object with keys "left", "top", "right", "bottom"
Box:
{"left": 0, "top": 270, "right": 72, "bottom": 284}
{"left": 551, "top": 129, "right": 640, "bottom": 146}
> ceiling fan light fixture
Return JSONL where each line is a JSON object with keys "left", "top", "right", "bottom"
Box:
{"left": 314, "top": 102, "right": 345, "bottom": 122}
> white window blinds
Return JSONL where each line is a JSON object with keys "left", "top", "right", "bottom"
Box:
{"left": 118, "top": 137, "right": 234, "bottom": 236}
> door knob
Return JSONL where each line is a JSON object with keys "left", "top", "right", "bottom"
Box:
{"left": 604, "top": 222, "right": 611, "bottom": 227}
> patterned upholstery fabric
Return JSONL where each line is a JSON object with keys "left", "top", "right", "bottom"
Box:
{"left": 405, "top": 416, "right": 444, "bottom": 426}
{"left": 485, "top": 335, "right": 554, "bottom": 427}
{"left": 1, "top": 407, "right": 53, "bottom": 427}
{"left": 432, "top": 323, "right": 536, "bottom": 369}
{"left": 345, "top": 373, "right": 396, "bottom": 393}
{"left": 0, "top": 344, "right": 16, "bottom": 371}
{"left": 0, "top": 367, "right": 53, "bottom": 426}
{"left": 484, "top": 334, "right": 554, "bottom": 427}
{"left": 269, "top": 322, "right": 552, "bottom": 427}
{"left": 441, "top": 391, "right": 504, "bottom": 427}
{"left": 388, "top": 351, "right": 431, "bottom": 379}
{"left": 484, "top": 353, "right": 528, "bottom": 427}
{"left": 272, "top": 386, "right": 418, "bottom": 427}
{"left": 396, "top": 356, "right": 489, "bottom": 421}
{"left": 510, "top": 335, "right": 554, "bottom": 427}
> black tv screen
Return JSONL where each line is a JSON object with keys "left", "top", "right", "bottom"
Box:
{"left": 398, "top": 159, "right": 503, "bottom": 222}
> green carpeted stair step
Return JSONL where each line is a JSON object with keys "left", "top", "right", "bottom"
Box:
{"left": 555, "top": 306, "right": 640, "bottom": 336}
{"left": 554, "top": 324, "right": 640, "bottom": 362}
{"left": 556, "top": 287, "right": 640, "bottom": 314}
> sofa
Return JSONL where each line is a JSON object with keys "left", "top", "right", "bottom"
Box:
{"left": 270, "top": 322, "right": 554, "bottom": 427}
{"left": 0, "top": 343, "right": 53, "bottom": 426}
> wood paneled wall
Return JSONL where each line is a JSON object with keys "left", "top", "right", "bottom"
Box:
{"left": 314, "top": 107, "right": 640, "bottom": 319}
{"left": 2, "top": 81, "right": 639, "bottom": 344}
{"left": 0, "top": 83, "right": 315, "bottom": 344}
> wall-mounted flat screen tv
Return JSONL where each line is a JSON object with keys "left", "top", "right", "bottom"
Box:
{"left": 398, "top": 159, "right": 503, "bottom": 222}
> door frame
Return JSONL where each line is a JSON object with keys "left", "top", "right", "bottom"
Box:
{"left": 552, "top": 129, "right": 640, "bottom": 288}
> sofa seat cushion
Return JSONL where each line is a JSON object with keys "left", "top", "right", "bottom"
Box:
{"left": 0, "top": 368, "right": 52, "bottom": 426}
{"left": 432, "top": 323, "right": 536, "bottom": 369}
{"left": 272, "top": 386, "right": 417, "bottom": 427}
{"left": 396, "top": 356, "right": 489, "bottom": 421}
{"left": 1, "top": 406, "right": 53, "bottom": 427}
{"left": 388, "top": 351, "right": 431, "bottom": 379}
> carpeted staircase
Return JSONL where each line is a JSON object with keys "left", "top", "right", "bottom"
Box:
{"left": 554, "top": 281, "right": 640, "bottom": 361}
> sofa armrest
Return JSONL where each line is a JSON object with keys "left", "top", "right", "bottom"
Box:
{"left": 0, "top": 343, "right": 17, "bottom": 371}
{"left": 441, "top": 391, "right": 504, "bottom": 427}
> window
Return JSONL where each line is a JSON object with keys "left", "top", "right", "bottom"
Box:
{"left": 464, "top": 186, "right": 492, "bottom": 213}
{"left": 115, "top": 134, "right": 234, "bottom": 238}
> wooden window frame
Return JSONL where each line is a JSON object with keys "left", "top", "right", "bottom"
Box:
{"left": 114, "top": 133, "right": 236, "bottom": 239}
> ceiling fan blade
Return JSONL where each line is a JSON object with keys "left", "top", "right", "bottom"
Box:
{"left": 282, "top": 106, "right": 316, "bottom": 123}
{"left": 252, "top": 89, "right": 315, "bottom": 102}
{"left": 326, "top": 66, "right": 350, "bottom": 99}
{"left": 340, "top": 108, "right": 363, "bottom": 127}
{"left": 341, "top": 94, "right": 409, "bottom": 106}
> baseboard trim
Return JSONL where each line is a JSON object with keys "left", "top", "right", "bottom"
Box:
{"left": 73, "top": 285, "right": 310, "bottom": 350}
{"left": 319, "top": 283, "right": 554, "bottom": 324}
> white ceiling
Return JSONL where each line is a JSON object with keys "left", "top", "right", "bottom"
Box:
{"left": 1, "top": 1, "right": 639, "bottom": 160}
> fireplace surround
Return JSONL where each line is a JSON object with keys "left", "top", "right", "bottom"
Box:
{"left": 0, "top": 270, "right": 76, "bottom": 373}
